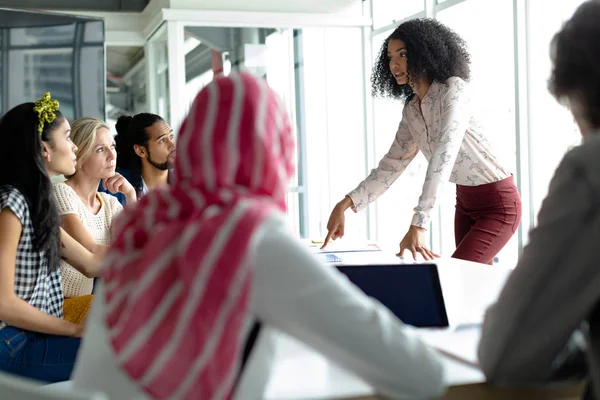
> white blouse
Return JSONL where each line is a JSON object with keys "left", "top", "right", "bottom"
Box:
{"left": 72, "top": 213, "right": 446, "bottom": 400}
{"left": 348, "top": 77, "right": 510, "bottom": 228}
{"left": 53, "top": 182, "right": 122, "bottom": 297}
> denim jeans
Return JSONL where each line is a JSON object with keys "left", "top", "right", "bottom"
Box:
{"left": 0, "top": 324, "right": 81, "bottom": 383}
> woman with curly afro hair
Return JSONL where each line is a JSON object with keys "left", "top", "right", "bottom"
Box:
{"left": 322, "top": 18, "right": 521, "bottom": 265}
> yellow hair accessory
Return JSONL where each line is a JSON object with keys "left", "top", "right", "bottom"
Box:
{"left": 33, "top": 92, "right": 60, "bottom": 136}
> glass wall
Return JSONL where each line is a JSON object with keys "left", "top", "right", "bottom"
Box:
{"left": 0, "top": 11, "right": 105, "bottom": 120}
{"left": 263, "top": 29, "right": 302, "bottom": 234}
{"left": 173, "top": 24, "right": 368, "bottom": 240}
{"left": 372, "top": 0, "right": 424, "bottom": 30}
{"left": 176, "top": 26, "right": 310, "bottom": 236}
{"left": 300, "top": 27, "right": 368, "bottom": 241}
{"left": 146, "top": 23, "right": 178, "bottom": 130}
{"left": 154, "top": 40, "right": 170, "bottom": 124}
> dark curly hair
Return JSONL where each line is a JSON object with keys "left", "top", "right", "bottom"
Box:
{"left": 371, "top": 18, "right": 471, "bottom": 102}
{"left": 549, "top": 0, "right": 600, "bottom": 130}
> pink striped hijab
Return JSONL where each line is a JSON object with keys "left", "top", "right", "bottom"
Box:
{"left": 102, "top": 71, "right": 295, "bottom": 400}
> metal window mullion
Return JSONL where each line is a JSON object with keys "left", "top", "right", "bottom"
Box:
{"left": 2, "top": 29, "right": 9, "bottom": 114}
{"left": 101, "top": 20, "right": 107, "bottom": 121}
{"left": 166, "top": 21, "right": 186, "bottom": 132}
{"left": 427, "top": 0, "right": 441, "bottom": 251}
{"left": 293, "top": 28, "right": 309, "bottom": 238}
{"left": 425, "top": 0, "right": 435, "bottom": 17}
{"left": 72, "top": 21, "right": 84, "bottom": 118}
{"left": 288, "top": 185, "right": 307, "bottom": 194}
{"left": 7, "top": 43, "right": 103, "bottom": 51}
{"left": 513, "top": 0, "right": 533, "bottom": 256}
{"left": 362, "top": 0, "right": 378, "bottom": 242}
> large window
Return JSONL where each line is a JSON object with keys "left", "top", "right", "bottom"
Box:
{"left": 300, "top": 27, "right": 369, "bottom": 241}
{"left": 146, "top": 24, "right": 172, "bottom": 127}
{"left": 372, "top": 0, "right": 424, "bottom": 30}
{"left": 436, "top": 0, "right": 518, "bottom": 267}
{"left": 264, "top": 29, "right": 303, "bottom": 235}
{"left": 177, "top": 27, "right": 320, "bottom": 238}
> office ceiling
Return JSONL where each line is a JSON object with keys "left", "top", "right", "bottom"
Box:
{"left": 11, "top": 0, "right": 358, "bottom": 13}
{"left": 0, "top": 7, "right": 92, "bottom": 27}
{"left": 1, "top": 0, "right": 149, "bottom": 11}
{"left": 107, "top": 46, "right": 144, "bottom": 77}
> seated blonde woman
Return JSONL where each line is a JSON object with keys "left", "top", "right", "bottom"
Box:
{"left": 53, "top": 117, "right": 137, "bottom": 324}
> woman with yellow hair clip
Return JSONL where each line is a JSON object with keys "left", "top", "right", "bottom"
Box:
{"left": 0, "top": 93, "right": 104, "bottom": 382}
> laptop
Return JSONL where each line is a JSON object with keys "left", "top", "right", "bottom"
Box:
{"left": 336, "top": 263, "right": 449, "bottom": 328}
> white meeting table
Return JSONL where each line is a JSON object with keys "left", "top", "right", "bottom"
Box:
{"left": 264, "top": 256, "right": 585, "bottom": 400}
{"left": 46, "top": 256, "right": 584, "bottom": 399}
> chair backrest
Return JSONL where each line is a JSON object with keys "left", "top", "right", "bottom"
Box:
{"left": 0, "top": 373, "right": 108, "bottom": 400}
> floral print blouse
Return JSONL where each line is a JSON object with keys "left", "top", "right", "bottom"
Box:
{"left": 347, "top": 77, "right": 510, "bottom": 228}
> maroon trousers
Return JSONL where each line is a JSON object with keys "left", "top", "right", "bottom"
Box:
{"left": 452, "top": 175, "right": 522, "bottom": 265}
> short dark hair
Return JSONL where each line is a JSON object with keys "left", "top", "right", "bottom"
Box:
{"left": 114, "top": 113, "right": 164, "bottom": 171}
{"left": 371, "top": 18, "right": 471, "bottom": 102}
{"left": 549, "top": 0, "right": 600, "bottom": 129}
{"left": 0, "top": 103, "right": 65, "bottom": 272}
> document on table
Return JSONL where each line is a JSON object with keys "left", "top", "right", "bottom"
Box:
{"left": 303, "top": 239, "right": 382, "bottom": 254}
{"left": 315, "top": 251, "right": 403, "bottom": 265}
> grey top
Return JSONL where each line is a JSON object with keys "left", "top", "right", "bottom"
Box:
{"left": 478, "top": 133, "right": 600, "bottom": 386}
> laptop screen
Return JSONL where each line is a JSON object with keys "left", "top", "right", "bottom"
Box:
{"left": 336, "top": 264, "right": 449, "bottom": 328}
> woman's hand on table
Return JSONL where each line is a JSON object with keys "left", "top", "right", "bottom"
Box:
{"left": 397, "top": 225, "right": 440, "bottom": 261}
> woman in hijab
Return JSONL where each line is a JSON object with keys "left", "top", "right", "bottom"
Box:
{"left": 72, "top": 72, "right": 446, "bottom": 400}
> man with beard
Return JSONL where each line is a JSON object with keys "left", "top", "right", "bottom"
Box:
{"left": 99, "top": 113, "right": 175, "bottom": 205}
